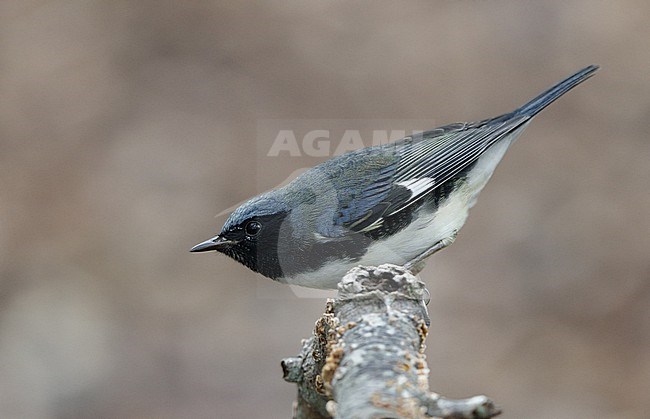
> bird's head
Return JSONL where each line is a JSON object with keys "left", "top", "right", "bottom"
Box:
{"left": 190, "top": 194, "right": 291, "bottom": 279}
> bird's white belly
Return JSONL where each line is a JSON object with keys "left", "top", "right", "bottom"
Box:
{"left": 283, "top": 192, "right": 471, "bottom": 289}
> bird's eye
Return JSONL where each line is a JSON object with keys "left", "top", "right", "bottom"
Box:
{"left": 245, "top": 221, "right": 262, "bottom": 236}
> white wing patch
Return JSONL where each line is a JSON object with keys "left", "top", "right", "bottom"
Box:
{"left": 397, "top": 177, "right": 435, "bottom": 200}
{"left": 386, "top": 177, "right": 436, "bottom": 217}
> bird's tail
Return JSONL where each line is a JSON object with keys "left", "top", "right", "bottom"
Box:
{"left": 514, "top": 65, "right": 599, "bottom": 117}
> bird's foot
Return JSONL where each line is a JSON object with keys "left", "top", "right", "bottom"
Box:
{"left": 407, "top": 260, "right": 427, "bottom": 275}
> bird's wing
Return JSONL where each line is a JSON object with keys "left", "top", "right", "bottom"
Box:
{"left": 320, "top": 114, "right": 529, "bottom": 237}
{"left": 316, "top": 147, "right": 401, "bottom": 235}
{"left": 318, "top": 65, "right": 600, "bottom": 238}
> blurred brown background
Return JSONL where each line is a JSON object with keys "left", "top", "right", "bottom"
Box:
{"left": 1, "top": 1, "right": 648, "bottom": 418}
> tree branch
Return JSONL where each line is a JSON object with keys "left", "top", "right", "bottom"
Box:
{"left": 282, "top": 264, "right": 501, "bottom": 419}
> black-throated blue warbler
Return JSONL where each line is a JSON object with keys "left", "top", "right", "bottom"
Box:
{"left": 191, "top": 66, "right": 598, "bottom": 289}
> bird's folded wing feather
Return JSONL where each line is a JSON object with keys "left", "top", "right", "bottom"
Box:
{"left": 319, "top": 114, "right": 529, "bottom": 237}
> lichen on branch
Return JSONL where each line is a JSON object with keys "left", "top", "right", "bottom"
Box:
{"left": 282, "top": 264, "right": 501, "bottom": 419}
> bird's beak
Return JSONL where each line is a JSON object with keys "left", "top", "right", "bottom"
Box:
{"left": 190, "top": 235, "right": 238, "bottom": 253}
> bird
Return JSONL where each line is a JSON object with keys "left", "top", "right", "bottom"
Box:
{"left": 191, "top": 65, "right": 599, "bottom": 289}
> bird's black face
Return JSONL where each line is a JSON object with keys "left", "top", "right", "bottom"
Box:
{"left": 191, "top": 212, "right": 289, "bottom": 280}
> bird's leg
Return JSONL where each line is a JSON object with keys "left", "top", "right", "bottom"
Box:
{"left": 404, "top": 231, "right": 458, "bottom": 274}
